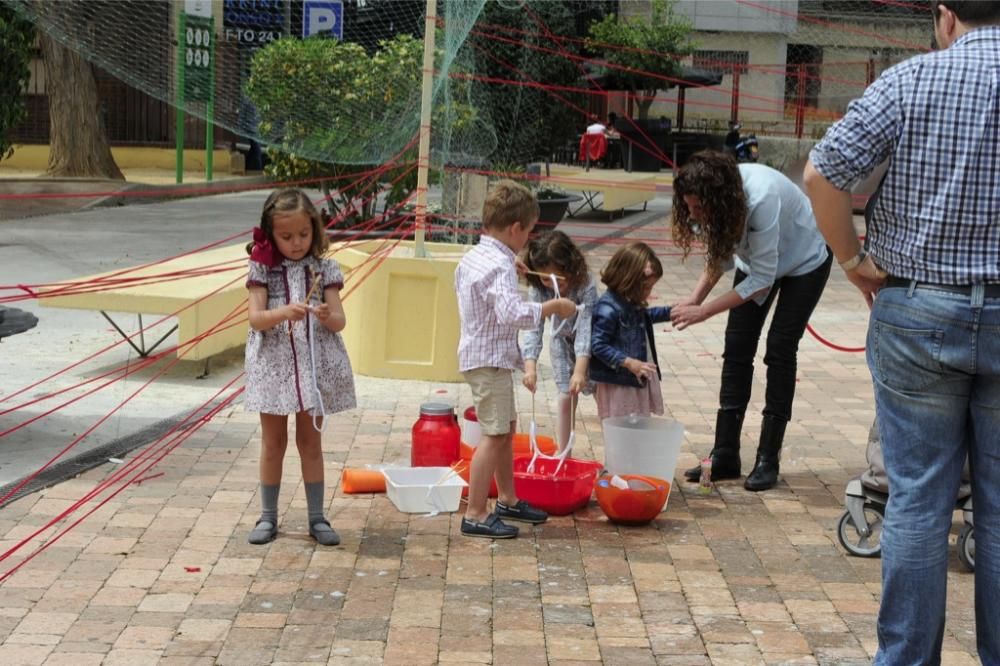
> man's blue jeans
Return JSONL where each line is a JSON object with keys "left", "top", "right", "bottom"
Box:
{"left": 869, "top": 283, "right": 1000, "bottom": 666}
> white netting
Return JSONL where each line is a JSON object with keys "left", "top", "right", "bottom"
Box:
{"left": 6, "top": 0, "right": 933, "bottom": 168}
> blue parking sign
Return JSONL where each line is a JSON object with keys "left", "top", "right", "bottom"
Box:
{"left": 303, "top": 0, "right": 343, "bottom": 39}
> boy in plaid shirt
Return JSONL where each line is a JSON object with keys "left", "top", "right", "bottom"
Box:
{"left": 455, "top": 180, "right": 576, "bottom": 538}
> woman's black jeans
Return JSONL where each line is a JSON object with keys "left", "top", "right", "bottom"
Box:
{"left": 719, "top": 250, "right": 832, "bottom": 421}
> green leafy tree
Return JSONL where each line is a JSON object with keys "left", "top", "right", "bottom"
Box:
{"left": 587, "top": 0, "right": 694, "bottom": 121}
{"left": 246, "top": 33, "right": 479, "bottom": 228}
{"left": 0, "top": 5, "right": 34, "bottom": 161}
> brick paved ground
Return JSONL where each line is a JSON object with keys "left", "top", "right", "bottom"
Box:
{"left": 0, "top": 208, "right": 980, "bottom": 665}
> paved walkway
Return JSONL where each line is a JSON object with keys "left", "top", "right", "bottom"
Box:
{"left": 0, "top": 205, "right": 981, "bottom": 665}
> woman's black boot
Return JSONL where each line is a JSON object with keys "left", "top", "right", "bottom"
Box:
{"left": 744, "top": 415, "right": 787, "bottom": 491}
{"left": 684, "top": 409, "right": 744, "bottom": 482}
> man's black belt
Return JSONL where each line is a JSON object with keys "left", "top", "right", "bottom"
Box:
{"left": 886, "top": 276, "right": 1000, "bottom": 298}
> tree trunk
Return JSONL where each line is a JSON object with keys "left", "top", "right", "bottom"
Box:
{"left": 636, "top": 88, "right": 654, "bottom": 121}
{"left": 39, "top": 32, "right": 123, "bottom": 180}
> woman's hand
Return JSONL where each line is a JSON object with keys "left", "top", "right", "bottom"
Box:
{"left": 670, "top": 304, "right": 707, "bottom": 331}
{"left": 522, "top": 370, "right": 537, "bottom": 393}
{"left": 284, "top": 302, "right": 308, "bottom": 322}
{"left": 673, "top": 295, "right": 700, "bottom": 308}
{"left": 623, "top": 358, "right": 657, "bottom": 383}
{"left": 568, "top": 371, "right": 587, "bottom": 395}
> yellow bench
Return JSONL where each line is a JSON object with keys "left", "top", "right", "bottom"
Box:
{"left": 39, "top": 244, "right": 249, "bottom": 362}
{"left": 542, "top": 168, "right": 657, "bottom": 219}
{"left": 38, "top": 239, "right": 471, "bottom": 382}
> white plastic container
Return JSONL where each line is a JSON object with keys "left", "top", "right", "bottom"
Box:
{"left": 382, "top": 467, "right": 467, "bottom": 514}
{"left": 602, "top": 416, "right": 684, "bottom": 483}
{"left": 460, "top": 405, "right": 481, "bottom": 448}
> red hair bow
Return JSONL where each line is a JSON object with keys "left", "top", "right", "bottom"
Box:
{"left": 250, "top": 227, "right": 281, "bottom": 267}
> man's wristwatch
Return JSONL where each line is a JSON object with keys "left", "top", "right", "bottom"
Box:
{"left": 839, "top": 250, "right": 867, "bottom": 272}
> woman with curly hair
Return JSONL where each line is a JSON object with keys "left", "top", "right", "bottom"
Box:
{"left": 671, "top": 151, "right": 832, "bottom": 491}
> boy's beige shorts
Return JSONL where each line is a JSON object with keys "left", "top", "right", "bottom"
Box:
{"left": 463, "top": 367, "right": 515, "bottom": 436}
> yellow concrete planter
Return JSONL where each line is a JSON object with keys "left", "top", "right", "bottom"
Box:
{"left": 333, "top": 240, "right": 472, "bottom": 383}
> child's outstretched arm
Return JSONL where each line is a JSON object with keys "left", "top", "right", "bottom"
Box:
{"left": 248, "top": 286, "right": 307, "bottom": 331}
{"left": 648, "top": 305, "right": 672, "bottom": 324}
{"left": 590, "top": 300, "right": 625, "bottom": 370}
{"left": 591, "top": 301, "right": 656, "bottom": 384}
{"left": 540, "top": 298, "right": 576, "bottom": 320}
{"left": 312, "top": 286, "right": 347, "bottom": 333}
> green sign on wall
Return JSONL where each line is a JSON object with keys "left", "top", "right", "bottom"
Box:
{"left": 183, "top": 14, "right": 214, "bottom": 102}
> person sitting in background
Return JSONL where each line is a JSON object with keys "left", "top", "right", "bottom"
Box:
{"left": 605, "top": 112, "right": 621, "bottom": 139}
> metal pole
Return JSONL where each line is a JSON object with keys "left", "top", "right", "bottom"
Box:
{"left": 676, "top": 87, "right": 686, "bottom": 130}
{"left": 413, "top": 0, "right": 437, "bottom": 258}
{"left": 730, "top": 66, "right": 740, "bottom": 126}
{"left": 795, "top": 63, "right": 806, "bottom": 139}
{"left": 176, "top": 12, "right": 186, "bottom": 184}
{"left": 206, "top": 15, "right": 215, "bottom": 182}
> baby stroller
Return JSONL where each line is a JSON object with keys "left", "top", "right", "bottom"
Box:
{"left": 838, "top": 421, "right": 975, "bottom": 572}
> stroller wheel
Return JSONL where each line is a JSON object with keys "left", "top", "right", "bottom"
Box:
{"left": 957, "top": 525, "right": 975, "bottom": 572}
{"left": 837, "top": 505, "right": 884, "bottom": 557}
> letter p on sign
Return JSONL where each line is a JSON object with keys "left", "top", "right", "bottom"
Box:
{"left": 303, "top": 0, "right": 343, "bottom": 39}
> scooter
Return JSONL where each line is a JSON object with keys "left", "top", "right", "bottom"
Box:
{"left": 725, "top": 122, "right": 759, "bottom": 163}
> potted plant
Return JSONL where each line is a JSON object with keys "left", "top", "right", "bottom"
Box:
{"left": 535, "top": 186, "right": 581, "bottom": 227}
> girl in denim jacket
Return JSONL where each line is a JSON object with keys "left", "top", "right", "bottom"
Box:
{"left": 589, "top": 243, "right": 672, "bottom": 420}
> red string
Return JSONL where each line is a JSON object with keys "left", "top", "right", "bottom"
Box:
{"left": 0, "top": 383, "right": 244, "bottom": 579}
{"left": 806, "top": 323, "right": 865, "bottom": 353}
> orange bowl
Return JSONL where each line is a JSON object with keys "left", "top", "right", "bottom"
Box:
{"left": 594, "top": 474, "right": 670, "bottom": 525}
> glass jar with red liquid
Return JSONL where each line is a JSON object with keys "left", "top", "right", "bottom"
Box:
{"left": 411, "top": 402, "right": 460, "bottom": 467}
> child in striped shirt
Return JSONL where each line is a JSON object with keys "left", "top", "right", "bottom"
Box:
{"left": 455, "top": 180, "right": 576, "bottom": 539}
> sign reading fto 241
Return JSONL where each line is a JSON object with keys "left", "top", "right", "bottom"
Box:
{"left": 302, "top": 0, "right": 343, "bottom": 39}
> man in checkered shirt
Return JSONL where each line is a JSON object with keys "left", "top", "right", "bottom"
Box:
{"left": 455, "top": 180, "right": 576, "bottom": 539}
{"left": 804, "top": 2, "right": 1000, "bottom": 663}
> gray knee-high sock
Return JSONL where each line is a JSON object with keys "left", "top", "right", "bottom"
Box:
{"left": 305, "top": 481, "right": 327, "bottom": 524}
{"left": 260, "top": 483, "right": 280, "bottom": 526}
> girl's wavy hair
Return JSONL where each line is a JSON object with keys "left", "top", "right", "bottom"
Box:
{"left": 671, "top": 151, "right": 747, "bottom": 276}
{"left": 247, "top": 188, "right": 329, "bottom": 259}
{"left": 522, "top": 230, "right": 590, "bottom": 292}
{"left": 601, "top": 242, "right": 663, "bottom": 306}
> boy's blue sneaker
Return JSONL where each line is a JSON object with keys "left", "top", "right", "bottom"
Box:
{"left": 461, "top": 513, "right": 519, "bottom": 539}
{"left": 495, "top": 499, "right": 548, "bottom": 524}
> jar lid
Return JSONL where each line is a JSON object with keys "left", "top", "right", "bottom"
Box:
{"left": 419, "top": 402, "right": 455, "bottom": 416}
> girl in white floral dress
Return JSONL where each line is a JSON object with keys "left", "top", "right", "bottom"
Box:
{"left": 244, "top": 188, "right": 356, "bottom": 546}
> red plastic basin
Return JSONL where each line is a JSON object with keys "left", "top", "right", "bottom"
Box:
{"left": 513, "top": 456, "right": 602, "bottom": 516}
{"left": 454, "top": 434, "right": 559, "bottom": 498}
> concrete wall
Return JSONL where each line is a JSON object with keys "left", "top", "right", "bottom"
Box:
{"left": 678, "top": 33, "right": 788, "bottom": 126}
{"left": 674, "top": 0, "right": 799, "bottom": 33}
{"left": 3, "top": 145, "right": 234, "bottom": 173}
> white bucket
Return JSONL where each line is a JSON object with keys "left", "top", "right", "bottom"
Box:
{"left": 602, "top": 416, "right": 684, "bottom": 482}
{"left": 460, "top": 405, "right": 481, "bottom": 448}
